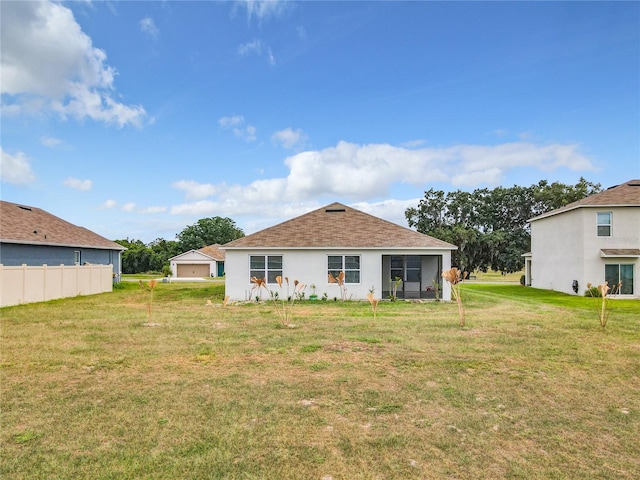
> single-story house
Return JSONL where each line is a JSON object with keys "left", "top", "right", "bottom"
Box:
{"left": 0, "top": 200, "right": 125, "bottom": 276}
{"left": 525, "top": 179, "right": 639, "bottom": 298}
{"left": 222, "top": 202, "right": 458, "bottom": 301}
{"left": 169, "top": 244, "right": 225, "bottom": 278}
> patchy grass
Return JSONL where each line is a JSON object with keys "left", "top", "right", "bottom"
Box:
{"left": 1, "top": 283, "right": 639, "bottom": 479}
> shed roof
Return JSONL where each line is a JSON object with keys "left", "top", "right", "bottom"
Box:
{"left": 529, "top": 179, "right": 640, "bottom": 221}
{"left": 0, "top": 200, "right": 125, "bottom": 250}
{"left": 223, "top": 202, "right": 456, "bottom": 249}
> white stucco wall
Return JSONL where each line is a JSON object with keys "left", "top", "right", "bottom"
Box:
{"left": 531, "top": 206, "right": 639, "bottom": 296}
{"left": 224, "top": 248, "right": 452, "bottom": 302}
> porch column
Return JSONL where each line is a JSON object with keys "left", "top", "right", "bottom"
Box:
{"left": 441, "top": 251, "right": 452, "bottom": 301}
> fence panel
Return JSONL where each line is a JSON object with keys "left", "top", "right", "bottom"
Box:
{"left": 0, "top": 264, "right": 114, "bottom": 307}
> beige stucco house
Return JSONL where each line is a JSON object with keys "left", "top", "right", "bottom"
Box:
{"left": 525, "top": 179, "right": 640, "bottom": 297}
{"left": 222, "top": 202, "right": 457, "bottom": 302}
{"left": 169, "top": 244, "right": 225, "bottom": 278}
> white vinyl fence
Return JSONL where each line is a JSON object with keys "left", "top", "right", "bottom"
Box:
{"left": 0, "top": 264, "right": 114, "bottom": 308}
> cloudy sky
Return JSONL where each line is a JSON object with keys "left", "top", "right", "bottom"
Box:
{"left": 1, "top": 0, "right": 638, "bottom": 243}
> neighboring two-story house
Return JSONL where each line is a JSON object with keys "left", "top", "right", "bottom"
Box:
{"left": 525, "top": 179, "right": 640, "bottom": 297}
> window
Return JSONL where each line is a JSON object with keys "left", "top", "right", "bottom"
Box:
{"left": 390, "top": 255, "right": 421, "bottom": 282}
{"left": 328, "top": 255, "right": 360, "bottom": 284}
{"left": 604, "top": 264, "right": 634, "bottom": 295}
{"left": 597, "top": 212, "right": 611, "bottom": 237}
{"left": 74, "top": 251, "right": 81, "bottom": 265}
{"left": 249, "top": 255, "right": 282, "bottom": 283}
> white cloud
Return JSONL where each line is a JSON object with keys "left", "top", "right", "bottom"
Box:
{"left": 237, "top": 39, "right": 275, "bottom": 66}
{"left": 139, "top": 206, "right": 167, "bottom": 214}
{"left": 1, "top": 0, "right": 147, "bottom": 127}
{"left": 272, "top": 127, "right": 307, "bottom": 150}
{"left": 172, "top": 180, "right": 219, "bottom": 200}
{"left": 64, "top": 177, "right": 92, "bottom": 191}
{"left": 350, "top": 198, "right": 423, "bottom": 229}
{"left": 236, "top": 0, "right": 290, "bottom": 22}
{"left": 267, "top": 47, "right": 275, "bottom": 66}
{"left": 102, "top": 199, "right": 117, "bottom": 209}
{"left": 235, "top": 125, "right": 257, "bottom": 142}
{"left": 40, "top": 136, "right": 63, "bottom": 148}
{"left": 218, "top": 115, "right": 245, "bottom": 127}
{"left": 0, "top": 148, "right": 36, "bottom": 185}
{"left": 122, "top": 202, "right": 136, "bottom": 212}
{"left": 400, "top": 139, "right": 426, "bottom": 148}
{"left": 238, "top": 40, "right": 262, "bottom": 56}
{"left": 169, "top": 140, "right": 596, "bottom": 224}
{"left": 219, "top": 115, "right": 257, "bottom": 142}
{"left": 139, "top": 16, "right": 159, "bottom": 39}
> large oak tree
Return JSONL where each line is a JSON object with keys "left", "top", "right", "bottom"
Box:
{"left": 405, "top": 178, "right": 600, "bottom": 273}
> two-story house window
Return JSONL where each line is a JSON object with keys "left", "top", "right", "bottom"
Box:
{"left": 597, "top": 212, "right": 612, "bottom": 236}
{"left": 605, "top": 264, "right": 634, "bottom": 295}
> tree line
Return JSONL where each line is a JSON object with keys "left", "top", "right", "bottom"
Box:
{"left": 116, "top": 177, "right": 600, "bottom": 275}
{"left": 115, "top": 217, "right": 244, "bottom": 274}
{"left": 405, "top": 177, "right": 601, "bottom": 274}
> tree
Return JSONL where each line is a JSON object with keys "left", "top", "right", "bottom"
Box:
{"left": 148, "top": 238, "right": 181, "bottom": 272}
{"left": 176, "top": 217, "right": 244, "bottom": 251}
{"left": 115, "top": 238, "right": 153, "bottom": 274}
{"left": 406, "top": 178, "right": 601, "bottom": 274}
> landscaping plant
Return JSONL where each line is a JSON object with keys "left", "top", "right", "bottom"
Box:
{"left": 586, "top": 281, "right": 621, "bottom": 329}
{"left": 271, "top": 276, "right": 305, "bottom": 326}
{"left": 328, "top": 271, "right": 348, "bottom": 302}
{"left": 442, "top": 267, "right": 465, "bottom": 326}
{"left": 366, "top": 291, "right": 380, "bottom": 320}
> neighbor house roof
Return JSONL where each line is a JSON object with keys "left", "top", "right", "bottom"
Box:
{"left": 0, "top": 200, "right": 125, "bottom": 250}
{"left": 169, "top": 244, "right": 226, "bottom": 262}
{"left": 223, "top": 202, "right": 457, "bottom": 249}
{"left": 529, "top": 179, "right": 640, "bottom": 222}
{"left": 198, "top": 244, "right": 225, "bottom": 261}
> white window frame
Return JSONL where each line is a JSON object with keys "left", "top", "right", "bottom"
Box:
{"left": 249, "top": 255, "right": 283, "bottom": 284}
{"left": 74, "top": 251, "right": 81, "bottom": 265}
{"left": 597, "top": 212, "right": 612, "bottom": 237}
{"left": 327, "top": 255, "right": 361, "bottom": 284}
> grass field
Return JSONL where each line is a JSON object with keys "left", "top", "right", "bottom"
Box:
{"left": 1, "top": 283, "right": 639, "bottom": 479}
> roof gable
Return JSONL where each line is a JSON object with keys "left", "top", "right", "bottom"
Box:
{"left": 0, "top": 200, "right": 125, "bottom": 250}
{"left": 223, "top": 202, "right": 456, "bottom": 249}
{"left": 529, "top": 179, "right": 640, "bottom": 222}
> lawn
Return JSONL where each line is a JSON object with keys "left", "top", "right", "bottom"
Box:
{"left": 1, "top": 283, "right": 639, "bottom": 479}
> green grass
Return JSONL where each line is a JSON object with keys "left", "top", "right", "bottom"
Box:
{"left": 1, "top": 283, "right": 639, "bottom": 479}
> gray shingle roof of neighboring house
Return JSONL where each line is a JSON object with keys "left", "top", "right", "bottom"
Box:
{"left": 223, "top": 202, "right": 457, "bottom": 249}
{"left": 0, "top": 200, "right": 125, "bottom": 250}
{"left": 529, "top": 179, "right": 640, "bottom": 222}
{"left": 197, "top": 244, "right": 225, "bottom": 261}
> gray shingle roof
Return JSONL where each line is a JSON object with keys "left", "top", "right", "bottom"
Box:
{"left": 530, "top": 179, "right": 640, "bottom": 221}
{"left": 223, "top": 202, "right": 456, "bottom": 249}
{"left": 0, "top": 200, "right": 125, "bottom": 250}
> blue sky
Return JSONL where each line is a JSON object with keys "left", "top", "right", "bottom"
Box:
{"left": 2, "top": 0, "right": 639, "bottom": 243}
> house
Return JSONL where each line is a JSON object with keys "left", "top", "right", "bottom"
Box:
{"left": 222, "top": 202, "right": 457, "bottom": 301}
{"left": 169, "top": 244, "right": 225, "bottom": 278}
{"left": 0, "top": 200, "right": 125, "bottom": 276}
{"left": 525, "top": 179, "right": 640, "bottom": 297}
